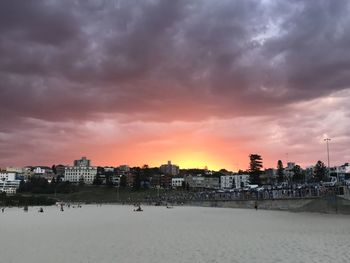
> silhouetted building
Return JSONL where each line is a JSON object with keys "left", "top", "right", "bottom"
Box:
{"left": 160, "top": 161, "right": 179, "bottom": 176}
{"left": 74, "top": 157, "right": 91, "bottom": 167}
{"left": 185, "top": 175, "right": 220, "bottom": 189}
{"left": 54, "top": 165, "right": 66, "bottom": 176}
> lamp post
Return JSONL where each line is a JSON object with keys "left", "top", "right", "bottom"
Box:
{"left": 324, "top": 138, "right": 331, "bottom": 178}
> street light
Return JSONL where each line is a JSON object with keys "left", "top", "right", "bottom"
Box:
{"left": 324, "top": 138, "right": 331, "bottom": 178}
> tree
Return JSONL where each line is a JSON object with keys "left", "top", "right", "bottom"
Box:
{"left": 212, "top": 171, "right": 225, "bottom": 178}
{"left": 249, "top": 154, "right": 263, "bottom": 185}
{"left": 120, "top": 175, "right": 127, "bottom": 188}
{"left": 277, "top": 160, "right": 284, "bottom": 183}
{"left": 314, "top": 160, "right": 327, "bottom": 182}
{"left": 292, "top": 165, "right": 304, "bottom": 183}
{"left": 1, "top": 191, "right": 6, "bottom": 205}
{"left": 132, "top": 168, "right": 141, "bottom": 190}
{"left": 93, "top": 174, "right": 102, "bottom": 185}
{"left": 52, "top": 165, "right": 57, "bottom": 174}
{"left": 18, "top": 179, "right": 26, "bottom": 192}
{"left": 51, "top": 177, "right": 57, "bottom": 185}
{"left": 78, "top": 176, "right": 85, "bottom": 186}
{"left": 140, "top": 165, "right": 151, "bottom": 187}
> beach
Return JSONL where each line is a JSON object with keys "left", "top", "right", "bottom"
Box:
{"left": 1, "top": 205, "right": 349, "bottom": 263}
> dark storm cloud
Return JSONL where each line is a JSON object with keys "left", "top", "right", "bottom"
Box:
{"left": 263, "top": 0, "right": 350, "bottom": 97}
{"left": 0, "top": 0, "right": 79, "bottom": 45}
{"left": 1, "top": 0, "right": 350, "bottom": 123}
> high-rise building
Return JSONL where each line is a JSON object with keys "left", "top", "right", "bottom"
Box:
{"left": 160, "top": 161, "right": 179, "bottom": 176}
{"left": 64, "top": 157, "right": 96, "bottom": 184}
{"left": 74, "top": 157, "right": 91, "bottom": 167}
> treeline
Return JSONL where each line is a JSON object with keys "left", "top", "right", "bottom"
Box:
{"left": 0, "top": 192, "right": 56, "bottom": 206}
{"left": 249, "top": 153, "right": 336, "bottom": 186}
{"left": 18, "top": 177, "right": 79, "bottom": 194}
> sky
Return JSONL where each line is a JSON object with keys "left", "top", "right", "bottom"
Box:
{"left": 1, "top": 0, "right": 350, "bottom": 171}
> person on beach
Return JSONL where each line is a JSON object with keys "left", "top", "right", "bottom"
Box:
{"left": 134, "top": 205, "right": 143, "bottom": 212}
{"left": 254, "top": 201, "right": 258, "bottom": 210}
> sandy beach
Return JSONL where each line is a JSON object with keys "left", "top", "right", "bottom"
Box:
{"left": 0, "top": 205, "right": 349, "bottom": 263}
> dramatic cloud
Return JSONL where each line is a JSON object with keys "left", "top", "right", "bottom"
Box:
{"left": 1, "top": 0, "right": 350, "bottom": 169}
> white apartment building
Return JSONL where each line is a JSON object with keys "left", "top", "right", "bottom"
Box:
{"left": 172, "top": 177, "right": 184, "bottom": 188}
{"left": 235, "top": 174, "right": 250, "bottom": 188}
{"left": 220, "top": 174, "right": 250, "bottom": 189}
{"left": 1, "top": 188, "right": 17, "bottom": 195}
{"left": 0, "top": 172, "right": 16, "bottom": 181}
{"left": 0, "top": 172, "right": 21, "bottom": 195}
{"left": 1, "top": 180, "right": 20, "bottom": 188}
{"left": 64, "top": 157, "right": 97, "bottom": 184}
{"left": 33, "top": 166, "right": 53, "bottom": 175}
{"left": 221, "top": 175, "right": 235, "bottom": 189}
{"left": 64, "top": 166, "right": 97, "bottom": 184}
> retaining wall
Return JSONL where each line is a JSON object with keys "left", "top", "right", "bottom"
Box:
{"left": 188, "top": 196, "right": 350, "bottom": 214}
